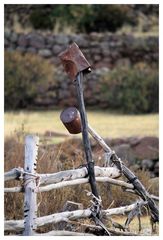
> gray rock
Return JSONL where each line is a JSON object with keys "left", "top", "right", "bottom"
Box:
{"left": 4, "top": 28, "right": 11, "bottom": 40}
{"left": 141, "top": 159, "right": 154, "bottom": 170}
{"left": 90, "top": 47, "right": 101, "bottom": 55}
{"left": 101, "top": 42, "right": 110, "bottom": 57}
{"left": 4, "top": 39, "right": 9, "bottom": 48}
{"left": 45, "top": 44, "right": 53, "bottom": 49}
{"left": 6, "top": 43, "right": 16, "bottom": 50}
{"left": 54, "top": 35, "right": 69, "bottom": 45}
{"left": 7, "top": 46, "right": 15, "bottom": 52}
{"left": 93, "top": 54, "right": 102, "bottom": 62}
{"left": 18, "top": 34, "right": 29, "bottom": 47}
{"left": 10, "top": 32, "right": 18, "bottom": 43}
{"left": 154, "top": 161, "right": 159, "bottom": 176}
{"left": 70, "top": 34, "right": 88, "bottom": 47}
{"left": 113, "top": 144, "right": 136, "bottom": 165}
{"left": 16, "top": 46, "right": 26, "bottom": 53}
{"left": 38, "top": 49, "right": 52, "bottom": 58}
{"left": 27, "top": 47, "right": 37, "bottom": 54}
{"left": 52, "top": 45, "right": 63, "bottom": 55}
{"left": 46, "top": 35, "right": 55, "bottom": 46}
{"left": 28, "top": 33, "right": 45, "bottom": 49}
{"left": 128, "top": 137, "right": 141, "bottom": 147}
{"left": 132, "top": 137, "right": 159, "bottom": 160}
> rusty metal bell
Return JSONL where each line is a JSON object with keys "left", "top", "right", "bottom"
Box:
{"left": 60, "top": 107, "right": 82, "bottom": 134}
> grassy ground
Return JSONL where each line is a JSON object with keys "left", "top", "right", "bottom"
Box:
{"left": 113, "top": 215, "right": 159, "bottom": 235}
{"left": 4, "top": 110, "right": 159, "bottom": 139}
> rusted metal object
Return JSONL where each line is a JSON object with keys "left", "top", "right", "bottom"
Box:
{"left": 60, "top": 107, "right": 81, "bottom": 134}
{"left": 58, "top": 42, "right": 91, "bottom": 81}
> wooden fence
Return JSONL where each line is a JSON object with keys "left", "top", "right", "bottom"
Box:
{"left": 4, "top": 135, "right": 158, "bottom": 236}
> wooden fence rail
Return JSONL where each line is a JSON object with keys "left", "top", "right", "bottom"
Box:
{"left": 4, "top": 135, "right": 159, "bottom": 236}
{"left": 5, "top": 201, "right": 146, "bottom": 232}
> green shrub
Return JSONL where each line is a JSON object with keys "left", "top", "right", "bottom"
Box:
{"left": 5, "top": 51, "right": 54, "bottom": 109}
{"left": 78, "top": 5, "right": 135, "bottom": 33}
{"left": 99, "top": 63, "right": 158, "bottom": 113}
{"left": 29, "top": 7, "right": 54, "bottom": 30}
{"left": 29, "top": 4, "right": 135, "bottom": 33}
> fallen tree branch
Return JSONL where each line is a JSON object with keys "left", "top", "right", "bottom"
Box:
{"left": 34, "top": 230, "right": 93, "bottom": 236}
{"left": 4, "top": 166, "right": 120, "bottom": 183}
{"left": 4, "top": 186, "right": 23, "bottom": 193}
{"left": 4, "top": 168, "right": 21, "bottom": 181}
{"left": 39, "top": 166, "right": 120, "bottom": 185}
{"left": 4, "top": 176, "right": 133, "bottom": 193}
{"left": 5, "top": 201, "right": 146, "bottom": 232}
{"left": 150, "top": 194, "right": 159, "bottom": 201}
{"left": 37, "top": 176, "right": 133, "bottom": 192}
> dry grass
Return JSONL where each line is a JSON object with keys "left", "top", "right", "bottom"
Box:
{"left": 113, "top": 215, "right": 159, "bottom": 235}
{"left": 4, "top": 110, "right": 159, "bottom": 139}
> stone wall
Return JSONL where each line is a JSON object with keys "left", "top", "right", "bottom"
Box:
{"left": 5, "top": 30, "right": 158, "bottom": 69}
{"left": 5, "top": 30, "right": 159, "bottom": 109}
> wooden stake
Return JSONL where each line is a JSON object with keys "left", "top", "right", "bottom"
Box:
{"left": 75, "top": 72, "right": 99, "bottom": 199}
{"left": 23, "top": 135, "right": 39, "bottom": 236}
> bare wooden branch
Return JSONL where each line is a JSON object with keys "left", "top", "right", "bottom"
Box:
{"left": 4, "top": 168, "right": 22, "bottom": 181}
{"left": 36, "top": 209, "right": 91, "bottom": 227}
{"left": 4, "top": 186, "right": 22, "bottom": 193}
{"left": 34, "top": 230, "right": 93, "bottom": 236}
{"left": 5, "top": 201, "right": 146, "bottom": 232}
{"left": 5, "top": 220, "right": 24, "bottom": 232}
{"left": 4, "top": 177, "right": 133, "bottom": 193}
{"left": 23, "top": 135, "right": 39, "bottom": 236}
{"left": 88, "top": 125, "right": 112, "bottom": 152}
{"left": 38, "top": 176, "right": 133, "bottom": 192}
{"left": 150, "top": 194, "right": 159, "bottom": 201}
{"left": 4, "top": 166, "right": 120, "bottom": 186}
{"left": 104, "top": 201, "right": 146, "bottom": 216}
{"left": 96, "top": 177, "right": 133, "bottom": 188}
{"left": 40, "top": 166, "right": 120, "bottom": 185}
{"left": 4, "top": 166, "right": 120, "bottom": 193}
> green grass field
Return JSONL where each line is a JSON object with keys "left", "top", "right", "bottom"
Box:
{"left": 4, "top": 110, "right": 159, "bottom": 139}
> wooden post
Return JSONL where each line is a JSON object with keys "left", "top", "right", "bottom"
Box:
{"left": 75, "top": 72, "right": 99, "bottom": 199}
{"left": 23, "top": 135, "right": 39, "bottom": 236}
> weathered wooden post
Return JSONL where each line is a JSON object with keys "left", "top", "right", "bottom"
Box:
{"left": 23, "top": 135, "right": 39, "bottom": 236}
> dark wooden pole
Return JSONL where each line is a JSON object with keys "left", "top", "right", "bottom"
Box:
{"left": 75, "top": 72, "right": 99, "bottom": 199}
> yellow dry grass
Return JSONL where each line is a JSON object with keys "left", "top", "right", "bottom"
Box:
{"left": 4, "top": 110, "right": 159, "bottom": 139}
{"left": 113, "top": 215, "right": 159, "bottom": 235}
